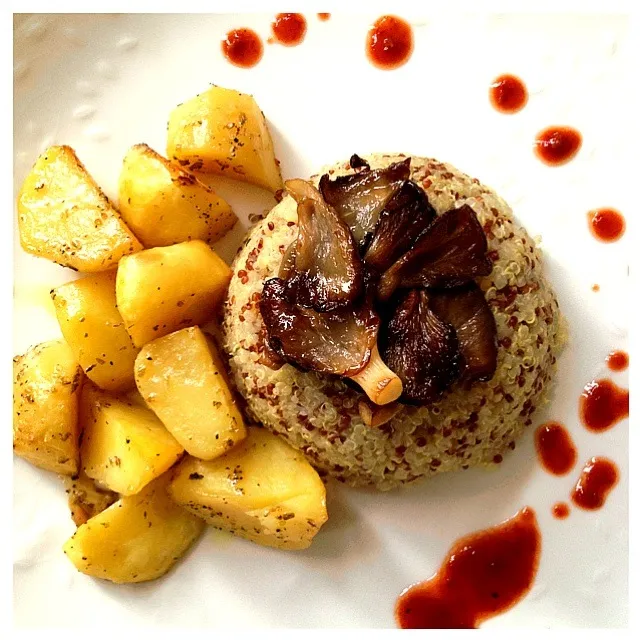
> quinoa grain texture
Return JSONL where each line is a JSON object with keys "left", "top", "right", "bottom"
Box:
{"left": 222, "top": 154, "right": 566, "bottom": 490}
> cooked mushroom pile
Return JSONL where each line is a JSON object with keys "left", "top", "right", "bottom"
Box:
{"left": 259, "top": 155, "right": 498, "bottom": 410}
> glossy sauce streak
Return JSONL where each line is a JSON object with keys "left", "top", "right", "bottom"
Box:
{"left": 367, "top": 15, "right": 414, "bottom": 70}
{"left": 534, "top": 126, "right": 582, "bottom": 166}
{"left": 606, "top": 350, "right": 629, "bottom": 372}
{"left": 396, "top": 508, "right": 540, "bottom": 629}
{"left": 490, "top": 75, "right": 528, "bottom": 113}
{"left": 588, "top": 208, "right": 626, "bottom": 242}
{"left": 552, "top": 502, "right": 570, "bottom": 519}
{"left": 222, "top": 28, "right": 263, "bottom": 68}
{"left": 271, "top": 13, "right": 307, "bottom": 46}
{"left": 579, "top": 379, "right": 629, "bottom": 432}
{"left": 534, "top": 422, "right": 577, "bottom": 475}
{"left": 571, "top": 457, "right": 619, "bottom": 510}
{"left": 317, "top": 13, "right": 331, "bottom": 21}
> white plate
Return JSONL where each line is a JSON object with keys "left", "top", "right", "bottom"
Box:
{"left": 13, "top": 13, "right": 629, "bottom": 628}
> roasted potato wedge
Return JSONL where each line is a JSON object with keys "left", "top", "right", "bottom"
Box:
{"left": 17, "top": 145, "right": 142, "bottom": 272}
{"left": 13, "top": 340, "right": 84, "bottom": 475}
{"left": 115, "top": 240, "right": 231, "bottom": 347}
{"left": 135, "top": 327, "right": 246, "bottom": 460}
{"left": 169, "top": 427, "right": 328, "bottom": 550}
{"left": 64, "top": 471, "right": 119, "bottom": 527}
{"left": 167, "top": 86, "right": 283, "bottom": 193}
{"left": 80, "top": 384, "right": 184, "bottom": 495}
{"left": 51, "top": 271, "right": 139, "bottom": 392}
{"left": 63, "top": 473, "right": 205, "bottom": 583}
{"left": 118, "top": 143, "right": 237, "bottom": 248}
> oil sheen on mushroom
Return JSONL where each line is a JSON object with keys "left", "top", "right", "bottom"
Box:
{"left": 260, "top": 277, "right": 379, "bottom": 376}
{"left": 380, "top": 289, "right": 462, "bottom": 404}
{"left": 378, "top": 204, "right": 492, "bottom": 300}
{"left": 284, "top": 179, "right": 363, "bottom": 311}
{"left": 318, "top": 158, "right": 410, "bottom": 248}
{"left": 430, "top": 283, "right": 498, "bottom": 381}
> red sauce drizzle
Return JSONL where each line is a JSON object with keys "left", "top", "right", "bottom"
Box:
{"left": 367, "top": 15, "right": 414, "bottom": 70}
{"left": 221, "top": 28, "right": 263, "bottom": 68}
{"left": 587, "top": 208, "right": 626, "bottom": 242}
{"left": 552, "top": 502, "right": 570, "bottom": 519}
{"left": 571, "top": 457, "right": 619, "bottom": 510}
{"left": 271, "top": 13, "right": 307, "bottom": 46}
{"left": 606, "top": 350, "right": 629, "bottom": 372}
{"left": 534, "top": 126, "right": 582, "bottom": 166}
{"left": 534, "top": 422, "right": 577, "bottom": 476}
{"left": 579, "top": 378, "right": 629, "bottom": 432}
{"left": 490, "top": 74, "right": 528, "bottom": 113}
{"left": 396, "top": 508, "right": 540, "bottom": 629}
{"left": 317, "top": 13, "right": 331, "bottom": 21}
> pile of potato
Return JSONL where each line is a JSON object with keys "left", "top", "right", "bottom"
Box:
{"left": 13, "top": 86, "right": 328, "bottom": 585}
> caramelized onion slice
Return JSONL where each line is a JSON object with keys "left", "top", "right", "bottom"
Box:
{"left": 378, "top": 205, "right": 492, "bottom": 300}
{"left": 260, "top": 277, "right": 379, "bottom": 376}
{"left": 429, "top": 283, "right": 498, "bottom": 382}
{"left": 380, "top": 290, "right": 462, "bottom": 404}
{"left": 284, "top": 179, "right": 363, "bottom": 311}
{"left": 364, "top": 180, "right": 436, "bottom": 272}
{"left": 319, "top": 158, "right": 411, "bottom": 248}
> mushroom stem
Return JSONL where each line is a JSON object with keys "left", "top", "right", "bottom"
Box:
{"left": 348, "top": 344, "right": 402, "bottom": 405}
{"left": 358, "top": 401, "right": 402, "bottom": 428}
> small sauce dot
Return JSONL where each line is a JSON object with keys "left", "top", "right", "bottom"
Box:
{"left": 490, "top": 74, "right": 528, "bottom": 113}
{"left": 571, "top": 457, "right": 619, "bottom": 510}
{"left": 592, "top": 284, "right": 600, "bottom": 292}
{"left": 367, "top": 15, "right": 414, "bottom": 70}
{"left": 552, "top": 502, "right": 570, "bottom": 519}
{"left": 587, "top": 208, "right": 626, "bottom": 242}
{"left": 221, "top": 28, "right": 263, "bottom": 68}
{"left": 606, "top": 350, "right": 628, "bottom": 372}
{"left": 579, "top": 378, "right": 629, "bottom": 432}
{"left": 271, "top": 13, "right": 307, "bottom": 46}
{"left": 534, "top": 422, "right": 577, "bottom": 476}
{"left": 317, "top": 13, "right": 331, "bottom": 21}
{"left": 534, "top": 126, "right": 582, "bottom": 166}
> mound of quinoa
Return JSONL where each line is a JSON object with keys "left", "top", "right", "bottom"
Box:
{"left": 222, "top": 154, "right": 567, "bottom": 491}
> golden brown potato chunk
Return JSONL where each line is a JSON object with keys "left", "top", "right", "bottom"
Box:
{"left": 80, "top": 384, "right": 184, "bottom": 495}
{"left": 118, "top": 143, "right": 237, "bottom": 247}
{"left": 17, "top": 145, "right": 142, "bottom": 272}
{"left": 167, "top": 86, "right": 283, "bottom": 193}
{"left": 63, "top": 473, "right": 205, "bottom": 583}
{"left": 51, "top": 271, "right": 140, "bottom": 392}
{"left": 13, "top": 340, "right": 84, "bottom": 475}
{"left": 63, "top": 471, "right": 119, "bottom": 527}
{"left": 115, "top": 240, "right": 231, "bottom": 347}
{"left": 135, "top": 327, "right": 246, "bottom": 460}
{"left": 169, "top": 427, "right": 328, "bottom": 550}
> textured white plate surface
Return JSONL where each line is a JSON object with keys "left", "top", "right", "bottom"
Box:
{"left": 13, "top": 13, "right": 630, "bottom": 628}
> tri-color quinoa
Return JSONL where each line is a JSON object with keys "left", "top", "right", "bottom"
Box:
{"left": 222, "top": 154, "right": 566, "bottom": 490}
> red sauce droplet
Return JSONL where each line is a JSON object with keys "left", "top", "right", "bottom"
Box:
{"left": 587, "top": 208, "right": 626, "bottom": 242}
{"left": 490, "top": 74, "right": 528, "bottom": 113}
{"left": 571, "top": 457, "right": 619, "bottom": 510}
{"left": 221, "top": 28, "right": 263, "bottom": 68}
{"left": 592, "top": 284, "right": 600, "bottom": 292}
{"left": 271, "top": 13, "right": 307, "bottom": 46}
{"left": 534, "top": 422, "right": 577, "bottom": 476}
{"left": 534, "top": 126, "right": 582, "bottom": 166}
{"left": 367, "top": 15, "right": 414, "bottom": 70}
{"left": 579, "top": 378, "right": 629, "bottom": 432}
{"left": 552, "top": 502, "right": 570, "bottom": 519}
{"left": 317, "top": 13, "right": 331, "bottom": 21}
{"left": 396, "top": 508, "right": 540, "bottom": 629}
{"left": 606, "top": 350, "right": 628, "bottom": 372}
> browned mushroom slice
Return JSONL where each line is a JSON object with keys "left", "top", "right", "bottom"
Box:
{"left": 429, "top": 283, "right": 498, "bottom": 382}
{"left": 284, "top": 179, "right": 363, "bottom": 311}
{"left": 260, "top": 277, "right": 379, "bottom": 376}
{"left": 364, "top": 180, "right": 436, "bottom": 272}
{"left": 318, "top": 158, "right": 411, "bottom": 248}
{"left": 349, "top": 154, "right": 371, "bottom": 170}
{"left": 378, "top": 205, "right": 492, "bottom": 300}
{"left": 380, "top": 289, "right": 462, "bottom": 404}
{"left": 278, "top": 241, "right": 297, "bottom": 280}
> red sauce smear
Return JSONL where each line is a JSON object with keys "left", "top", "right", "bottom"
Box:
{"left": 587, "top": 208, "right": 626, "bottom": 242}
{"left": 490, "top": 74, "right": 528, "bottom": 113}
{"left": 534, "top": 126, "right": 582, "bottom": 166}
{"left": 579, "top": 378, "right": 629, "bottom": 432}
{"left": 534, "top": 422, "right": 577, "bottom": 476}
{"left": 271, "top": 13, "right": 307, "bottom": 46}
{"left": 571, "top": 457, "right": 619, "bottom": 510}
{"left": 367, "top": 15, "right": 414, "bottom": 70}
{"left": 317, "top": 13, "right": 331, "bottom": 21}
{"left": 606, "top": 350, "right": 629, "bottom": 372}
{"left": 396, "top": 508, "right": 540, "bottom": 629}
{"left": 552, "top": 502, "right": 570, "bottom": 519}
{"left": 221, "top": 28, "right": 263, "bottom": 68}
